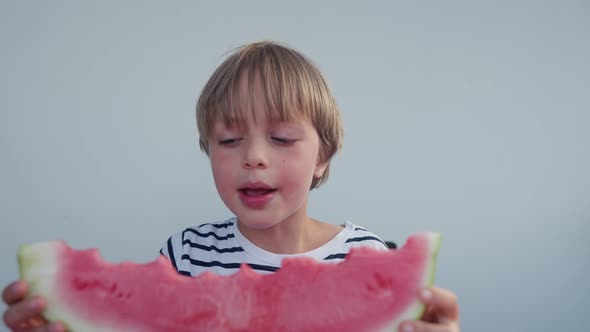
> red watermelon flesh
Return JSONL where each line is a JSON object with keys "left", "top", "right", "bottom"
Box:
{"left": 18, "top": 232, "right": 440, "bottom": 332}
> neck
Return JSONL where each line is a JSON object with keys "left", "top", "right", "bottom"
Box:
{"left": 237, "top": 212, "right": 319, "bottom": 254}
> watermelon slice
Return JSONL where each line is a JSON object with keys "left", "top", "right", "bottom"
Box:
{"left": 18, "top": 232, "right": 440, "bottom": 332}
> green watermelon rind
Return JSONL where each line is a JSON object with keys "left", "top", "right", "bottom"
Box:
{"left": 376, "top": 232, "right": 441, "bottom": 332}
{"left": 18, "top": 233, "right": 442, "bottom": 332}
{"left": 18, "top": 242, "right": 132, "bottom": 332}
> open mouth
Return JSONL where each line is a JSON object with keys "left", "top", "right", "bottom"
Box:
{"left": 239, "top": 188, "right": 277, "bottom": 196}
{"left": 238, "top": 183, "right": 277, "bottom": 208}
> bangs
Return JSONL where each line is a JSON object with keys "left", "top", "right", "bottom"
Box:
{"left": 214, "top": 62, "right": 302, "bottom": 129}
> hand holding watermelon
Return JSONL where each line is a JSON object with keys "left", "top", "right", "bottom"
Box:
{"left": 2, "top": 280, "right": 65, "bottom": 332}
{"left": 399, "top": 286, "right": 460, "bottom": 332}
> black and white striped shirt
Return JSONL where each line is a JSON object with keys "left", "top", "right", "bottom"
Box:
{"left": 160, "top": 217, "right": 388, "bottom": 276}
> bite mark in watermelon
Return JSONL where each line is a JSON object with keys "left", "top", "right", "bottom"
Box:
{"left": 18, "top": 232, "right": 441, "bottom": 332}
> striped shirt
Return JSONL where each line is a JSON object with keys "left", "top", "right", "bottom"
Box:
{"left": 160, "top": 217, "right": 388, "bottom": 276}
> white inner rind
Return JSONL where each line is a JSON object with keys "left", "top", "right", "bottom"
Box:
{"left": 376, "top": 232, "right": 442, "bottom": 332}
{"left": 19, "top": 242, "right": 144, "bottom": 332}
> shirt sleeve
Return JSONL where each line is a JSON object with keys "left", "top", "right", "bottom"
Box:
{"left": 159, "top": 232, "right": 183, "bottom": 272}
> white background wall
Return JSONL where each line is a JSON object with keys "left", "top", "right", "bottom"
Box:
{"left": 1, "top": 1, "right": 589, "bottom": 331}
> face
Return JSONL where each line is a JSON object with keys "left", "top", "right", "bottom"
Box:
{"left": 208, "top": 77, "right": 327, "bottom": 231}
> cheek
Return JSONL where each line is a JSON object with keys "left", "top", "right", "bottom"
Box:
{"left": 210, "top": 147, "right": 235, "bottom": 170}
{"left": 210, "top": 152, "right": 235, "bottom": 190}
{"left": 279, "top": 152, "right": 317, "bottom": 189}
{"left": 210, "top": 156, "right": 224, "bottom": 178}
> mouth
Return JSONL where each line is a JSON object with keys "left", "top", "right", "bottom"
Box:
{"left": 238, "top": 182, "right": 277, "bottom": 196}
{"left": 238, "top": 182, "right": 277, "bottom": 209}
{"left": 239, "top": 188, "right": 278, "bottom": 196}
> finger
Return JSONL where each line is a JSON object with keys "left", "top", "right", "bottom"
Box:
{"left": 48, "top": 321, "right": 67, "bottom": 332}
{"left": 12, "top": 318, "right": 45, "bottom": 332}
{"left": 419, "top": 287, "right": 459, "bottom": 321}
{"left": 29, "top": 321, "right": 66, "bottom": 332}
{"left": 13, "top": 315, "right": 51, "bottom": 332}
{"left": 10, "top": 315, "right": 47, "bottom": 332}
{"left": 3, "top": 297, "right": 46, "bottom": 329}
{"left": 399, "top": 320, "right": 452, "bottom": 332}
{"left": 3, "top": 281, "right": 28, "bottom": 305}
{"left": 26, "top": 325, "right": 51, "bottom": 332}
{"left": 420, "top": 305, "right": 438, "bottom": 323}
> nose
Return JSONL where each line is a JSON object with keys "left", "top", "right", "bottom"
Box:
{"left": 242, "top": 139, "right": 268, "bottom": 169}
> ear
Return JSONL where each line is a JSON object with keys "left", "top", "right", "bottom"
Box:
{"left": 314, "top": 160, "right": 328, "bottom": 178}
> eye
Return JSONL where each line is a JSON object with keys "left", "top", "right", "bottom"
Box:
{"left": 218, "top": 138, "right": 242, "bottom": 145}
{"left": 271, "top": 137, "right": 297, "bottom": 145}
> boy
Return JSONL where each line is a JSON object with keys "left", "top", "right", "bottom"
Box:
{"left": 2, "top": 41, "right": 460, "bottom": 332}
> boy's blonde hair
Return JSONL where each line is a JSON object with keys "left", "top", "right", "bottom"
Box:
{"left": 196, "top": 41, "right": 343, "bottom": 189}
